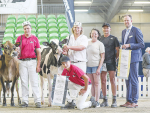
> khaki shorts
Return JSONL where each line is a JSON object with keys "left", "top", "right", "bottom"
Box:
{"left": 143, "top": 68, "right": 150, "bottom": 77}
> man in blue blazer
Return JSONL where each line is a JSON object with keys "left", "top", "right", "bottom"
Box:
{"left": 120, "top": 15, "right": 145, "bottom": 108}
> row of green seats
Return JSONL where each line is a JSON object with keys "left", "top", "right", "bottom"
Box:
{"left": 7, "top": 14, "right": 66, "bottom": 22}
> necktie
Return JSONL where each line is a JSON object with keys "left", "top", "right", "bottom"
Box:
{"left": 124, "top": 29, "right": 130, "bottom": 44}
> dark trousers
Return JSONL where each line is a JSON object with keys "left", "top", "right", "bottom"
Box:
{"left": 126, "top": 62, "right": 139, "bottom": 103}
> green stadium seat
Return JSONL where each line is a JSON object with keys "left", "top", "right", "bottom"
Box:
{"left": 7, "top": 15, "right": 16, "bottom": 21}
{"left": 59, "top": 28, "right": 69, "bottom": 33}
{"left": 58, "top": 23, "right": 68, "bottom": 29}
{"left": 32, "top": 33, "right": 37, "bottom": 36}
{"left": 47, "top": 15, "right": 56, "bottom": 20}
{"left": 31, "top": 31, "right": 36, "bottom": 34}
{"left": 30, "top": 23, "right": 36, "bottom": 28}
{"left": 49, "top": 33, "right": 59, "bottom": 40}
{"left": 38, "top": 33, "right": 47, "bottom": 38}
{"left": 17, "top": 19, "right": 26, "bottom": 24}
{"left": 47, "top": 19, "right": 57, "bottom": 24}
{"left": 27, "top": 15, "right": 36, "bottom": 20}
{"left": 6, "top": 23, "right": 15, "bottom": 29}
{"left": 37, "top": 28, "right": 47, "bottom": 34}
{"left": 60, "top": 33, "right": 69, "bottom": 40}
{"left": 57, "top": 19, "right": 67, "bottom": 24}
{"left": 48, "top": 23, "right": 57, "bottom": 29}
{"left": 4, "top": 33, "right": 14, "bottom": 38}
{"left": 31, "top": 28, "right": 36, "bottom": 32}
{"left": 57, "top": 15, "right": 66, "bottom": 20}
{"left": 18, "top": 15, "right": 26, "bottom": 20}
{"left": 48, "top": 28, "right": 58, "bottom": 34}
{"left": 39, "top": 38, "right": 48, "bottom": 45}
{"left": 37, "top": 23, "right": 47, "bottom": 29}
{"left": 16, "top": 24, "right": 23, "bottom": 29}
{"left": 3, "top": 37, "right": 14, "bottom": 44}
{"left": 37, "top": 19, "right": 47, "bottom": 24}
{"left": 6, "top": 19, "right": 16, "bottom": 24}
{"left": 15, "top": 33, "right": 23, "bottom": 38}
{"left": 16, "top": 31, "right": 24, "bottom": 34}
{"left": 16, "top": 28, "right": 24, "bottom": 33}
{"left": 37, "top": 15, "right": 46, "bottom": 21}
{"left": 28, "top": 19, "right": 36, "bottom": 24}
{"left": 5, "top": 28, "right": 15, "bottom": 33}
{"left": 60, "top": 31, "right": 69, "bottom": 35}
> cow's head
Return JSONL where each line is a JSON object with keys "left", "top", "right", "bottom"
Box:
{"left": 43, "top": 39, "right": 68, "bottom": 55}
{"left": 1, "top": 41, "right": 18, "bottom": 57}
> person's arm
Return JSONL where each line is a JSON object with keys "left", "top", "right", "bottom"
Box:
{"left": 145, "top": 53, "right": 150, "bottom": 65}
{"left": 123, "top": 28, "right": 145, "bottom": 50}
{"left": 63, "top": 45, "right": 86, "bottom": 51}
{"left": 79, "top": 74, "right": 89, "bottom": 95}
{"left": 96, "top": 53, "right": 105, "bottom": 75}
{"left": 36, "top": 48, "right": 41, "bottom": 73}
{"left": 116, "top": 47, "right": 119, "bottom": 59}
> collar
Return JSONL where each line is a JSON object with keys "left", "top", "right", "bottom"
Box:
{"left": 126, "top": 25, "right": 132, "bottom": 30}
{"left": 66, "top": 64, "right": 73, "bottom": 72}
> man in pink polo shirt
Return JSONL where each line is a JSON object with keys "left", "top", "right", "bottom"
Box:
{"left": 16, "top": 21, "right": 41, "bottom": 108}
{"left": 60, "top": 56, "right": 97, "bottom": 110}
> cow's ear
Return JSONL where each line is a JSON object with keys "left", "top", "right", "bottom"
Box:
{"left": 42, "top": 42, "right": 50, "bottom": 46}
{"left": 14, "top": 42, "right": 20, "bottom": 47}
{"left": 0, "top": 44, "right": 4, "bottom": 48}
{"left": 61, "top": 39, "right": 68, "bottom": 44}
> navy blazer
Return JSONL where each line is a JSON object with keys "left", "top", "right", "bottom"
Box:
{"left": 122, "top": 26, "right": 145, "bottom": 63}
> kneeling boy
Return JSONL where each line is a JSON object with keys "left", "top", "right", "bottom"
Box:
{"left": 60, "top": 56, "right": 97, "bottom": 110}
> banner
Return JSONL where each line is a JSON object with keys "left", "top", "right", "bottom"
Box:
{"left": 117, "top": 49, "right": 132, "bottom": 80}
{"left": 0, "top": 0, "right": 37, "bottom": 14}
{"left": 63, "top": 0, "right": 75, "bottom": 28}
{"left": 51, "top": 74, "right": 69, "bottom": 106}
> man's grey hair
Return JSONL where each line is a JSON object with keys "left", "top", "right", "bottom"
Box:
{"left": 123, "top": 14, "right": 132, "bottom": 20}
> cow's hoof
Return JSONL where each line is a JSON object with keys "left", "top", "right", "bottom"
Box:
{"left": 48, "top": 104, "right": 51, "bottom": 107}
{"left": 3, "top": 103, "right": 7, "bottom": 106}
{"left": 11, "top": 103, "right": 15, "bottom": 106}
{"left": 19, "top": 100, "right": 21, "bottom": 105}
{"left": 41, "top": 102, "right": 44, "bottom": 105}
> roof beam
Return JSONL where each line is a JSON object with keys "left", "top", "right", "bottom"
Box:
{"left": 106, "top": 0, "right": 124, "bottom": 23}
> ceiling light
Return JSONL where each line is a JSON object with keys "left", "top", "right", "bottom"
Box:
{"left": 128, "top": 10, "right": 143, "bottom": 12}
{"left": 74, "top": 1, "right": 92, "bottom": 4}
{"left": 74, "top": 10, "right": 88, "bottom": 12}
{"left": 134, "top": 2, "right": 150, "bottom": 4}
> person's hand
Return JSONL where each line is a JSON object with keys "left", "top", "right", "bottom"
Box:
{"left": 62, "top": 49, "right": 68, "bottom": 55}
{"left": 63, "top": 45, "right": 69, "bottom": 51}
{"left": 16, "top": 47, "right": 20, "bottom": 54}
{"left": 96, "top": 68, "right": 100, "bottom": 75}
{"left": 122, "top": 44, "right": 130, "bottom": 49}
{"left": 79, "top": 89, "right": 87, "bottom": 96}
{"left": 36, "top": 65, "right": 41, "bottom": 73}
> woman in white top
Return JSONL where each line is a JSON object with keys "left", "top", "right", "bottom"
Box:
{"left": 86, "top": 28, "right": 105, "bottom": 107}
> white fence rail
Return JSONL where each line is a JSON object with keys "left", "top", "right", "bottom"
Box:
{"left": 1, "top": 76, "right": 150, "bottom": 98}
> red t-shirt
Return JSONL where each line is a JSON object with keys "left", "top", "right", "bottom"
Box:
{"left": 62, "top": 64, "right": 91, "bottom": 86}
{"left": 16, "top": 34, "right": 40, "bottom": 59}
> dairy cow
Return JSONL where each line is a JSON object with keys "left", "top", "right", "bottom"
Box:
{"left": 39, "top": 39, "right": 68, "bottom": 107}
{"left": 0, "top": 41, "right": 21, "bottom": 106}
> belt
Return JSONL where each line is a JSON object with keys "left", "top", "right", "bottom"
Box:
{"left": 20, "top": 58, "right": 36, "bottom": 61}
{"left": 71, "top": 61, "right": 83, "bottom": 63}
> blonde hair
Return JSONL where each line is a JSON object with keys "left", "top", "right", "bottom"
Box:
{"left": 145, "top": 47, "right": 150, "bottom": 53}
{"left": 71, "top": 26, "right": 83, "bottom": 35}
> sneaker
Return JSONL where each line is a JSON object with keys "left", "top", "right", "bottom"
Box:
{"left": 19, "top": 102, "right": 28, "bottom": 108}
{"left": 90, "top": 96, "right": 97, "bottom": 108}
{"left": 35, "top": 102, "right": 41, "bottom": 108}
{"left": 96, "top": 101, "right": 100, "bottom": 107}
{"left": 61, "top": 100, "right": 76, "bottom": 109}
{"left": 111, "top": 99, "right": 117, "bottom": 108}
{"left": 100, "top": 98, "right": 109, "bottom": 107}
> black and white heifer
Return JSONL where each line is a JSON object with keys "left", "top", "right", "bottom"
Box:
{"left": 39, "top": 39, "right": 68, "bottom": 107}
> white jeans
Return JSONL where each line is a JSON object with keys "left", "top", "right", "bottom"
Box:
{"left": 19, "top": 60, "right": 41, "bottom": 104}
{"left": 67, "top": 81, "right": 92, "bottom": 110}
{"left": 71, "top": 62, "right": 86, "bottom": 73}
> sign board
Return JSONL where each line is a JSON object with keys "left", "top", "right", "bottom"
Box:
{"left": 0, "top": 0, "right": 37, "bottom": 14}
